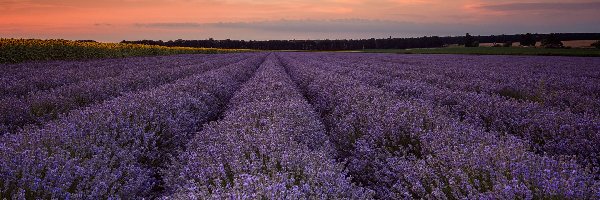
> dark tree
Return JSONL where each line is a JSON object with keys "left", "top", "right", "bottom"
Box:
{"left": 541, "top": 33, "right": 564, "bottom": 48}
{"left": 119, "top": 33, "right": 600, "bottom": 51}
{"left": 519, "top": 33, "right": 537, "bottom": 47}
{"left": 592, "top": 41, "right": 600, "bottom": 49}
{"left": 464, "top": 33, "right": 479, "bottom": 47}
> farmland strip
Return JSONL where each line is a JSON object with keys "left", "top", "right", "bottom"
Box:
{"left": 324, "top": 53, "right": 600, "bottom": 115}
{"left": 303, "top": 53, "right": 600, "bottom": 171}
{"left": 0, "top": 54, "right": 210, "bottom": 99}
{"left": 164, "top": 54, "right": 373, "bottom": 198}
{"left": 280, "top": 53, "right": 598, "bottom": 199}
{"left": 0, "top": 53, "right": 265, "bottom": 199}
{"left": 0, "top": 54, "right": 248, "bottom": 135}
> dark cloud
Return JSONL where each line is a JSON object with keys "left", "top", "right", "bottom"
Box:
{"left": 134, "top": 22, "right": 203, "bottom": 28}
{"left": 136, "top": 19, "right": 464, "bottom": 34}
{"left": 479, "top": 2, "right": 600, "bottom": 11}
{"left": 93, "top": 23, "right": 112, "bottom": 26}
{"left": 131, "top": 19, "right": 470, "bottom": 39}
{"left": 208, "top": 19, "right": 419, "bottom": 33}
{"left": 130, "top": 18, "right": 600, "bottom": 40}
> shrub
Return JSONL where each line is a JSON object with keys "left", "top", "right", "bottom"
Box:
{"left": 519, "top": 33, "right": 537, "bottom": 47}
{"left": 0, "top": 38, "right": 247, "bottom": 64}
{"left": 592, "top": 40, "right": 600, "bottom": 49}
{"left": 464, "top": 33, "right": 479, "bottom": 47}
{"left": 541, "top": 33, "right": 564, "bottom": 48}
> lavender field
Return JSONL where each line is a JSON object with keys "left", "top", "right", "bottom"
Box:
{"left": 0, "top": 52, "right": 599, "bottom": 199}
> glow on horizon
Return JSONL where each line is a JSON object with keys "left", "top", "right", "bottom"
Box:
{"left": 1, "top": 0, "right": 599, "bottom": 41}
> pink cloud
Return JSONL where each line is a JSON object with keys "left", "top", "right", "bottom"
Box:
{"left": 0, "top": 0, "right": 598, "bottom": 41}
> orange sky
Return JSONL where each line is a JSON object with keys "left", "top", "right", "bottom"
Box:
{"left": 1, "top": 0, "right": 599, "bottom": 41}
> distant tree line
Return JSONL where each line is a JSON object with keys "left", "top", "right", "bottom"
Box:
{"left": 121, "top": 33, "right": 600, "bottom": 50}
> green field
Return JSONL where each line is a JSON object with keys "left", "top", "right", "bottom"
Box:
{"left": 0, "top": 38, "right": 251, "bottom": 64}
{"left": 355, "top": 47, "right": 600, "bottom": 57}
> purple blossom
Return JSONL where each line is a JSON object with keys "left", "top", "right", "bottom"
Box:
{"left": 0, "top": 53, "right": 265, "bottom": 198}
{"left": 1, "top": 52, "right": 598, "bottom": 199}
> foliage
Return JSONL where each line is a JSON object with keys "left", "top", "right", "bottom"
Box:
{"left": 0, "top": 38, "right": 247, "bottom": 63}
{"left": 281, "top": 53, "right": 599, "bottom": 198}
{"left": 0, "top": 54, "right": 248, "bottom": 134}
{"left": 358, "top": 47, "right": 600, "bottom": 57}
{"left": 464, "top": 33, "right": 480, "bottom": 47}
{"left": 0, "top": 53, "right": 599, "bottom": 199}
{"left": 122, "top": 33, "right": 600, "bottom": 51}
{"left": 592, "top": 40, "right": 600, "bottom": 49}
{"left": 520, "top": 33, "right": 537, "bottom": 47}
{"left": 541, "top": 33, "right": 564, "bottom": 48}
{"left": 166, "top": 55, "right": 371, "bottom": 198}
{"left": 0, "top": 53, "right": 265, "bottom": 198}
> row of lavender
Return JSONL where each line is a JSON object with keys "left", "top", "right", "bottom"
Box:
{"left": 279, "top": 53, "right": 599, "bottom": 199}
{"left": 306, "top": 53, "right": 600, "bottom": 172}
{"left": 329, "top": 54, "right": 600, "bottom": 116}
{"left": 0, "top": 54, "right": 265, "bottom": 199}
{"left": 0, "top": 54, "right": 248, "bottom": 134}
{"left": 1, "top": 55, "right": 209, "bottom": 99}
{"left": 163, "top": 55, "right": 372, "bottom": 198}
{"left": 0, "top": 52, "right": 598, "bottom": 199}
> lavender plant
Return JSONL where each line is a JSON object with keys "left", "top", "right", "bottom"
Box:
{"left": 0, "top": 55, "right": 209, "bottom": 99}
{"left": 280, "top": 53, "right": 599, "bottom": 199}
{"left": 0, "top": 52, "right": 598, "bottom": 199}
{"left": 0, "top": 54, "right": 248, "bottom": 135}
{"left": 164, "top": 55, "right": 372, "bottom": 199}
{"left": 0, "top": 54, "right": 265, "bottom": 199}
{"left": 334, "top": 54, "right": 600, "bottom": 116}
{"left": 307, "top": 53, "right": 600, "bottom": 172}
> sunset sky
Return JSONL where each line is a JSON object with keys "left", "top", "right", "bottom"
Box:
{"left": 1, "top": 0, "right": 599, "bottom": 41}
